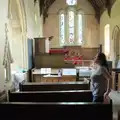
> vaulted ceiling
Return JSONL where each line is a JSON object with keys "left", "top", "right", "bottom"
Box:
{"left": 34, "top": 0, "right": 116, "bottom": 23}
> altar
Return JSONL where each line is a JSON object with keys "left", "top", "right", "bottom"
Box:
{"left": 32, "top": 68, "right": 76, "bottom": 82}
{"left": 31, "top": 67, "right": 92, "bottom": 82}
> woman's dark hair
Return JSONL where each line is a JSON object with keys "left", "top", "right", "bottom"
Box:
{"left": 97, "top": 52, "right": 109, "bottom": 71}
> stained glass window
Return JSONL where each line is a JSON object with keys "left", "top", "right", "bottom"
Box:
{"left": 66, "top": 0, "right": 77, "bottom": 5}
{"left": 68, "top": 11, "right": 74, "bottom": 44}
{"left": 78, "top": 14, "right": 83, "bottom": 45}
{"left": 60, "top": 13, "right": 65, "bottom": 45}
{"left": 59, "top": 7, "right": 83, "bottom": 46}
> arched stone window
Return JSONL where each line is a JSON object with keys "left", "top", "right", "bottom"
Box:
{"left": 104, "top": 24, "right": 110, "bottom": 57}
{"left": 59, "top": 0, "right": 84, "bottom": 46}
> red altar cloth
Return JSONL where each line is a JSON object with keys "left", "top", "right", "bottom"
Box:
{"left": 64, "top": 56, "right": 83, "bottom": 65}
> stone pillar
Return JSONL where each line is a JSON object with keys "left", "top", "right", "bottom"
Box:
{"left": 0, "top": 0, "right": 9, "bottom": 91}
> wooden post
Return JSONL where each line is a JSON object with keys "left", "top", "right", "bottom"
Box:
{"left": 118, "top": 110, "right": 120, "bottom": 120}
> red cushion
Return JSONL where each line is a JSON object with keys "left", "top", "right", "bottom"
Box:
{"left": 49, "top": 49, "right": 69, "bottom": 54}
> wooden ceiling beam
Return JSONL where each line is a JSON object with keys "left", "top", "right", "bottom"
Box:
{"left": 88, "top": 0, "right": 116, "bottom": 23}
{"left": 34, "top": 0, "right": 116, "bottom": 24}
{"left": 88, "top": 0, "right": 101, "bottom": 23}
{"left": 37, "top": 0, "right": 56, "bottom": 23}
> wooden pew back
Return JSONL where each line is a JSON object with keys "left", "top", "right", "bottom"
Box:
{"left": 9, "top": 90, "right": 92, "bottom": 102}
{"left": 19, "top": 82, "right": 90, "bottom": 91}
{"left": 0, "top": 102, "right": 112, "bottom": 120}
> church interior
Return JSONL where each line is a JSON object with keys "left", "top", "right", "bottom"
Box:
{"left": 0, "top": 0, "right": 120, "bottom": 120}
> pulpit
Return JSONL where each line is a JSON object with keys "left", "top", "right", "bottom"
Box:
{"left": 34, "top": 37, "right": 51, "bottom": 54}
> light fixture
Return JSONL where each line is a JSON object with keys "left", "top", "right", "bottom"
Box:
{"left": 66, "top": 0, "right": 77, "bottom": 5}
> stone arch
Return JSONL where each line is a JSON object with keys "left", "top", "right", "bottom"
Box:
{"left": 16, "top": 0, "right": 28, "bottom": 69}
{"left": 16, "top": 0, "right": 27, "bottom": 34}
{"left": 8, "top": 0, "right": 28, "bottom": 70}
{"left": 112, "top": 25, "right": 120, "bottom": 67}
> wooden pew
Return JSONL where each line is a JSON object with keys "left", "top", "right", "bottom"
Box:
{"left": 0, "top": 102, "right": 112, "bottom": 120}
{"left": 9, "top": 90, "right": 92, "bottom": 102}
{"left": 19, "top": 81, "right": 90, "bottom": 91}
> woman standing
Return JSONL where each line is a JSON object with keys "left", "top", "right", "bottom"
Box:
{"left": 91, "top": 52, "right": 112, "bottom": 102}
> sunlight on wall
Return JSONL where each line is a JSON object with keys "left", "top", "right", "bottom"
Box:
{"left": 104, "top": 24, "right": 110, "bottom": 58}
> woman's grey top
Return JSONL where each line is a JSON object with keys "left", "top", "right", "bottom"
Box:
{"left": 90, "top": 65, "right": 108, "bottom": 97}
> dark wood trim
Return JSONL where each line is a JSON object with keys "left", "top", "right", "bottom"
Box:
{"left": 0, "top": 102, "right": 113, "bottom": 120}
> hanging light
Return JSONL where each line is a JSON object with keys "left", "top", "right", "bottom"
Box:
{"left": 66, "top": 0, "right": 77, "bottom": 6}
